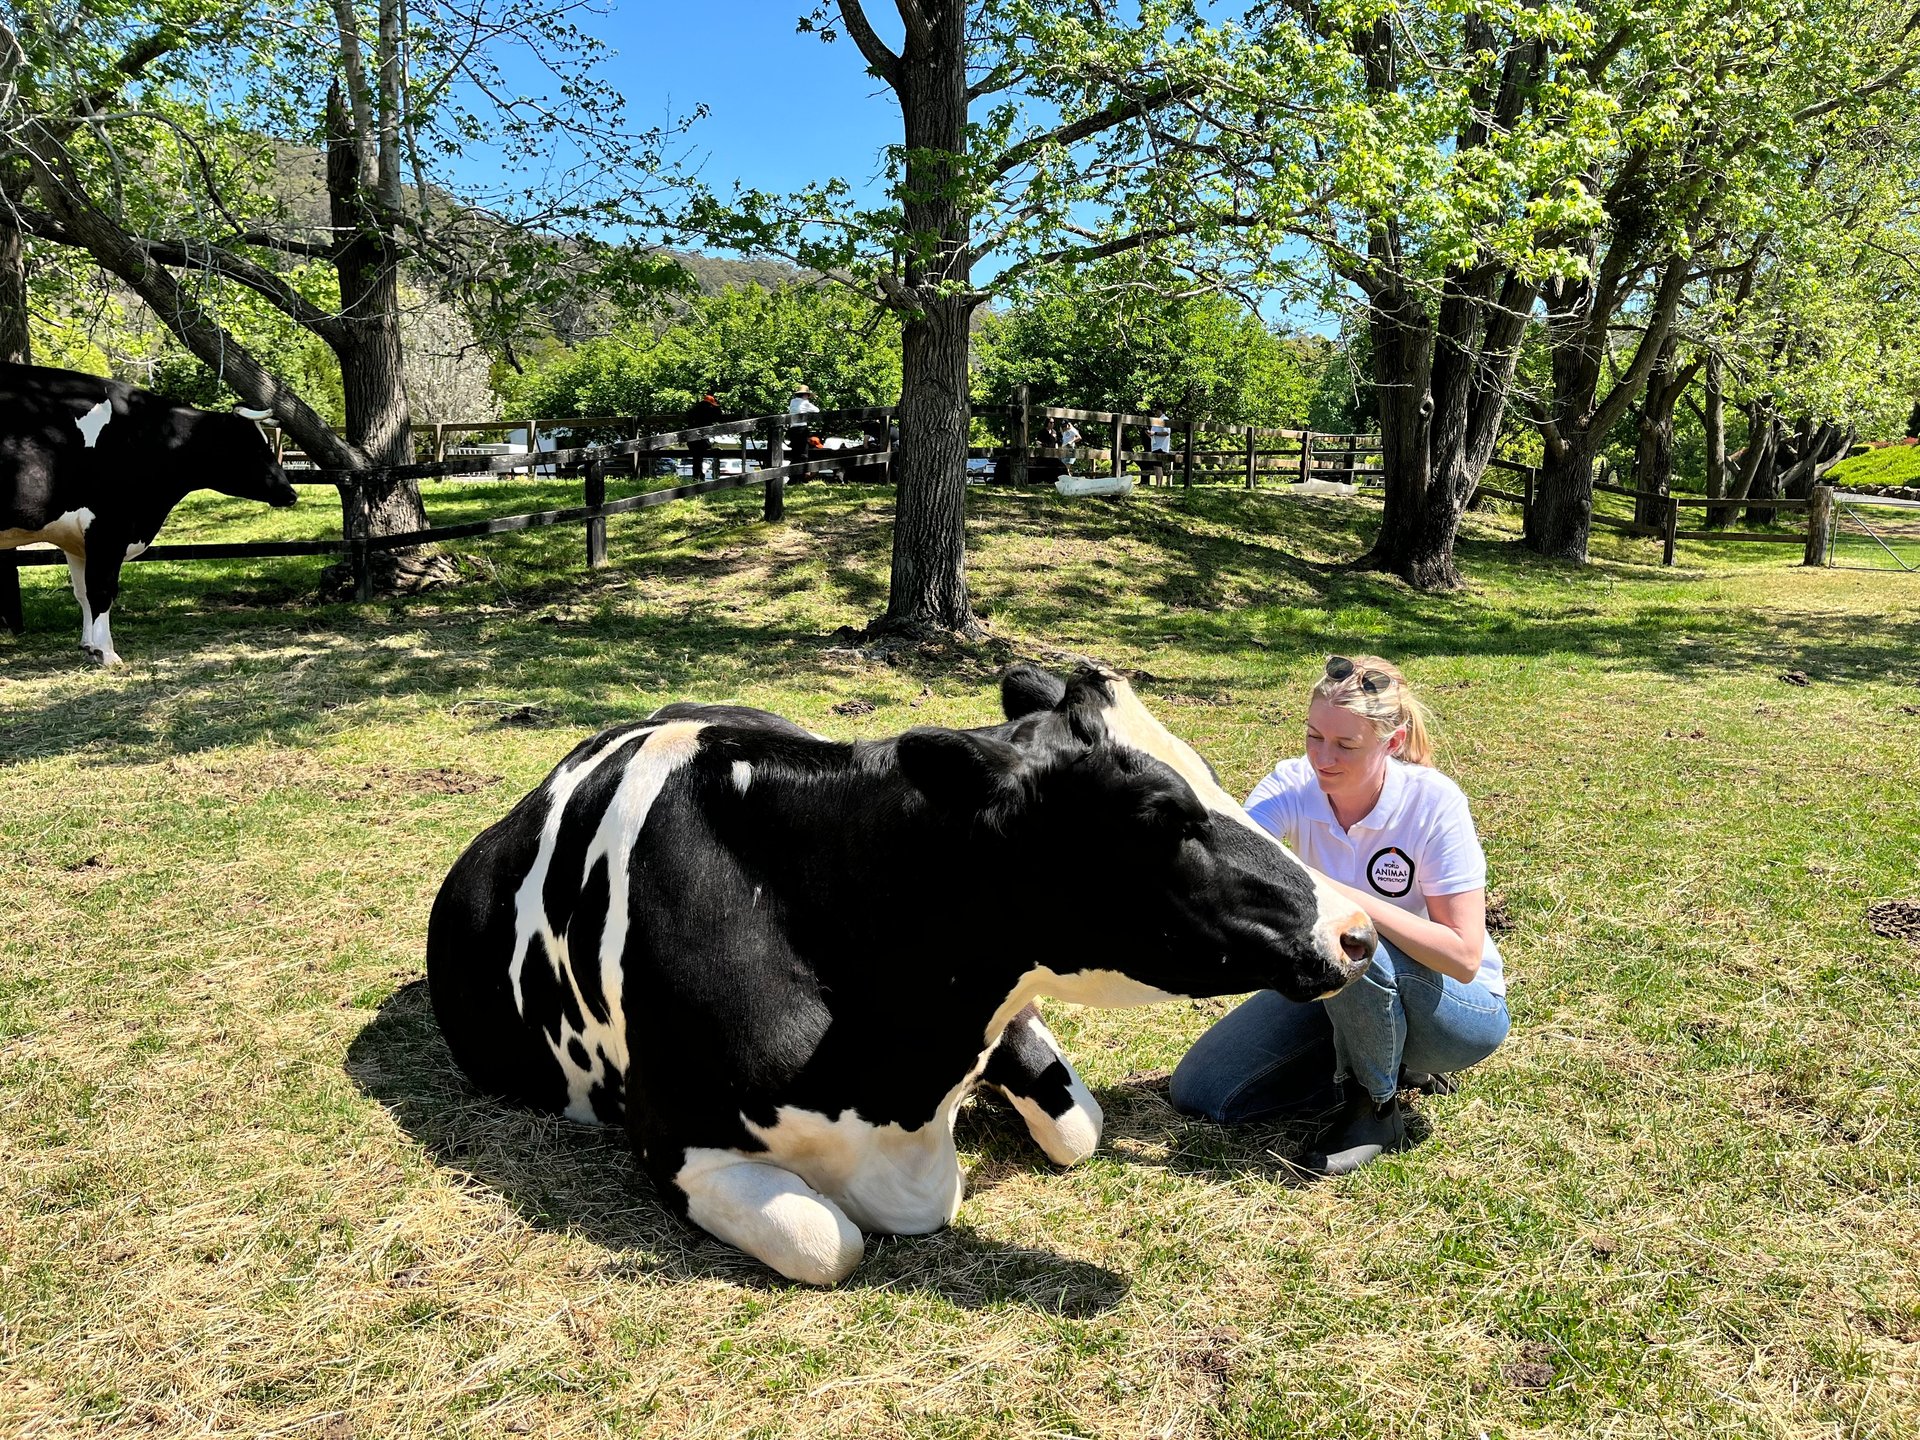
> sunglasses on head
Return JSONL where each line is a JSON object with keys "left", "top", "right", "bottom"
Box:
{"left": 1324, "top": 655, "right": 1389, "bottom": 695}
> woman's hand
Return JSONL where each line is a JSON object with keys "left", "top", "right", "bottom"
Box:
{"left": 1320, "top": 876, "right": 1487, "bottom": 984}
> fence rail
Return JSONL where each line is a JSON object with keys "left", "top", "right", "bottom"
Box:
{"left": 1479, "top": 458, "right": 1833, "bottom": 565}
{"left": 1, "top": 387, "right": 1848, "bottom": 633}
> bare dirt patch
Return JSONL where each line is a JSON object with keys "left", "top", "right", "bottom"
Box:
{"left": 352, "top": 765, "right": 502, "bottom": 797}
{"left": 1867, "top": 900, "right": 1920, "bottom": 948}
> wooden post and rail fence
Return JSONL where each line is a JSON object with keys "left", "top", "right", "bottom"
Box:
{"left": 1475, "top": 457, "right": 1836, "bottom": 568}
{"left": 0, "top": 397, "right": 1845, "bottom": 630}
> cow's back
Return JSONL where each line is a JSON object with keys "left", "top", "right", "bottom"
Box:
{"left": 0, "top": 364, "right": 116, "bottom": 528}
{"left": 426, "top": 712, "right": 846, "bottom": 1138}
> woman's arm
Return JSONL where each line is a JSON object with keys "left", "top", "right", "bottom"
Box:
{"left": 1321, "top": 877, "right": 1487, "bottom": 984}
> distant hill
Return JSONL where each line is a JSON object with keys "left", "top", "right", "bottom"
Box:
{"left": 254, "top": 141, "right": 804, "bottom": 299}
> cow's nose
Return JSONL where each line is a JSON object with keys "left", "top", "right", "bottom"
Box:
{"left": 1338, "top": 912, "right": 1376, "bottom": 967}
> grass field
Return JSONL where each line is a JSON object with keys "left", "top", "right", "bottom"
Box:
{"left": 2, "top": 479, "right": 1917, "bottom": 1439}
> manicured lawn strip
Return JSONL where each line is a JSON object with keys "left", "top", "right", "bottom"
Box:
{"left": 2, "top": 484, "right": 1915, "bottom": 1438}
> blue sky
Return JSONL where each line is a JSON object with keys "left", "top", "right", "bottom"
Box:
{"left": 602, "top": 3, "right": 903, "bottom": 213}
{"left": 505, "top": 3, "right": 1333, "bottom": 330}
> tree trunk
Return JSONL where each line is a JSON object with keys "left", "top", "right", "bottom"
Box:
{"left": 0, "top": 211, "right": 30, "bottom": 365}
{"left": 1632, "top": 337, "right": 1681, "bottom": 528}
{"left": 1632, "top": 407, "right": 1674, "bottom": 529}
{"left": 1353, "top": 261, "right": 1534, "bottom": 590}
{"left": 1743, "top": 413, "right": 1785, "bottom": 527}
{"left": 875, "top": 2, "right": 979, "bottom": 638}
{"left": 1702, "top": 353, "right": 1729, "bottom": 524}
{"left": 319, "top": 82, "right": 453, "bottom": 598}
{"left": 1528, "top": 441, "right": 1598, "bottom": 560}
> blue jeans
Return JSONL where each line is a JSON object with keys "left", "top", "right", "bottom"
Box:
{"left": 1170, "top": 940, "right": 1510, "bottom": 1121}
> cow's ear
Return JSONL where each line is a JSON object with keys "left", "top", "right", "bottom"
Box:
{"left": 897, "top": 728, "right": 1023, "bottom": 816}
{"left": 1000, "top": 662, "right": 1067, "bottom": 720}
{"left": 1061, "top": 665, "right": 1116, "bottom": 746}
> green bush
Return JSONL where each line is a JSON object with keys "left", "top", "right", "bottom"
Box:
{"left": 1827, "top": 442, "right": 1920, "bottom": 488}
{"left": 496, "top": 284, "right": 903, "bottom": 420}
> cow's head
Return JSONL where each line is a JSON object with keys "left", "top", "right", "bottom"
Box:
{"left": 169, "top": 408, "right": 299, "bottom": 508}
{"left": 894, "top": 662, "right": 1374, "bottom": 1005}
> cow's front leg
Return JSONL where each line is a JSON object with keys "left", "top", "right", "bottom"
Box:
{"left": 63, "top": 544, "right": 126, "bottom": 666}
{"left": 673, "top": 1149, "right": 865, "bottom": 1286}
{"left": 77, "top": 540, "right": 128, "bottom": 666}
{"left": 983, "top": 1003, "right": 1104, "bottom": 1166}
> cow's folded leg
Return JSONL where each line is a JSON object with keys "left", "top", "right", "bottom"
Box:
{"left": 982, "top": 1002, "right": 1104, "bottom": 1166}
{"left": 673, "top": 1151, "right": 865, "bottom": 1286}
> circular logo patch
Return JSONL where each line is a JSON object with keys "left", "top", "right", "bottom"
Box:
{"left": 1367, "top": 846, "right": 1415, "bottom": 898}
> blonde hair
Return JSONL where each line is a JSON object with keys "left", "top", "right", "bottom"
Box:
{"left": 1311, "top": 654, "right": 1435, "bottom": 766}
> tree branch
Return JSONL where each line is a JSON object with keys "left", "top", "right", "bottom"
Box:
{"left": 839, "top": 2, "right": 901, "bottom": 88}
{"left": 989, "top": 80, "right": 1204, "bottom": 182}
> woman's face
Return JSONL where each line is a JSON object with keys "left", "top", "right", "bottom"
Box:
{"left": 1305, "top": 695, "right": 1399, "bottom": 801}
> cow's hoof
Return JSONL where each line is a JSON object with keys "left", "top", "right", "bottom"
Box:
{"left": 83, "top": 646, "right": 123, "bottom": 668}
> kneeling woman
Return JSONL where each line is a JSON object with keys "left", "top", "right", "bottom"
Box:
{"left": 1171, "top": 655, "right": 1509, "bottom": 1174}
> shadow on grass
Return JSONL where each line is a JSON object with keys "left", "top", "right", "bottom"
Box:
{"left": 6, "top": 483, "right": 1916, "bottom": 767}
{"left": 345, "top": 980, "right": 1130, "bottom": 1315}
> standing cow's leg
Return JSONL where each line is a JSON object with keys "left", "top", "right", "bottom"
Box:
{"left": 0, "top": 554, "right": 21, "bottom": 635}
{"left": 982, "top": 1003, "right": 1104, "bottom": 1166}
{"left": 672, "top": 1149, "right": 865, "bottom": 1286}
{"left": 72, "top": 544, "right": 126, "bottom": 667}
{"left": 62, "top": 552, "right": 99, "bottom": 663}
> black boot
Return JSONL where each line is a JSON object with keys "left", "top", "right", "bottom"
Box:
{"left": 1302, "top": 1091, "right": 1406, "bottom": 1176}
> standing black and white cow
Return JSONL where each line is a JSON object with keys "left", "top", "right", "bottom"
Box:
{"left": 427, "top": 662, "right": 1375, "bottom": 1285}
{"left": 0, "top": 363, "right": 299, "bottom": 664}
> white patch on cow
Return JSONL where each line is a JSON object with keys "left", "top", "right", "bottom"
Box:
{"left": 986, "top": 965, "right": 1179, "bottom": 1048}
{"left": 736, "top": 1069, "right": 979, "bottom": 1236}
{"left": 1092, "top": 667, "right": 1372, "bottom": 968}
{"left": 999, "top": 1015, "right": 1103, "bottom": 1166}
{"left": 1094, "top": 670, "right": 1284, "bottom": 843}
{"left": 2, "top": 508, "right": 96, "bottom": 558}
{"left": 74, "top": 400, "right": 112, "bottom": 448}
{"left": 675, "top": 1150, "right": 865, "bottom": 1286}
{"left": 508, "top": 720, "right": 705, "bottom": 1123}
{"left": 123, "top": 540, "right": 148, "bottom": 562}
{"left": 731, "top": 760, "right": 753, "bottom": 794}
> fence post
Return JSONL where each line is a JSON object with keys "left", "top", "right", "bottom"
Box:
{"left": 1011, "top": 384, "right": 1030, "bottom": 486}
{"left": 1804, "top": 483, "right": 1834, "bottom": 567}
{"left": 764, "top": 416, "right": 785, "bottom": 522}
{"left": 1341, "top": 439, "right": 1356, "bottom": 487}
{"left": 1662, "top": 494, "right": 1678, "bottom": 566}
{"left": 632, "top": 417, "right": 645, "bottom": 478}
{"left": 1299, "top": 430, "right": 1313, "bottom": 484}
{"left": 1111, "top": 414, "right": 1124, "bottom": 479}
{"left": 584, "top": 453, "right": 608, "bottom": 569}
{"left": 1183, "top": 417, "right": 1195, "bottom": 489}
{"left": 525, "top": 419, "right": 539, "bottom": 480}
{"left": 434, "top": 422, "right": 446, "bottom": 464}
{"left": 1245, "top": 428, "right": 1257, "bottom": 490}
{"left": 0, "top": 552, "right": 21, "bottom": 636}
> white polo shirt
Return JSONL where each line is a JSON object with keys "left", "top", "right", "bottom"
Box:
{"left": 1245, "top": 757, "right": 1505, "bottom": 996}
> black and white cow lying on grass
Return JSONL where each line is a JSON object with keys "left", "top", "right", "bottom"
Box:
{"left": 427, "top": 662, "right": 1375, "bottom": 1284}
{"left": 0, "top": 362, "right": 298, "bottom": 665}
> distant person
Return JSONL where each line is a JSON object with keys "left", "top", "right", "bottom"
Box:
{"left": 787, "top": 384, "right": 820, "bottom": 478}
{"left": 1034, "top": 418, "right": 1065, "bottom": 483}
{"left": 1147, "top": 408, "right": 1173, "bottom": 485}
{"left": 1057, "top": 418, "right": 1081, "bottom": 476}
{"left": 686, "top": 392, "right": 723, "bottom": 480}
{"left": 1171, "top": 655, "right": 1509, "bottom": 1176}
